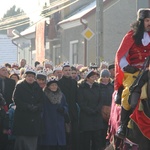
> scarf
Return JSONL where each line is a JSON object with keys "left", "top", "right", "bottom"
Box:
{"left": 142, "top": 32, "right": 150, "bottom": 46}
{"left": 44, "top": 87, "right": 62, "bottom": 104}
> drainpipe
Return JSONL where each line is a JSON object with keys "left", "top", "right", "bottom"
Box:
{"left": 80, "top": 18, "right": 87, "bottom": 66}
{"left": 12, "top": 39, "right": 21, "bottom": 63}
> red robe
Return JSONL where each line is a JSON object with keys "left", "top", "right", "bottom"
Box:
{"left": 114, "top": 30, "right": 134, "bottom": 90}
{"left": 108, "top": 31, "right": 134, "bottom": 140}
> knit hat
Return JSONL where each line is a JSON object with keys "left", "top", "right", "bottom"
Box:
{"left": 137, "top": 8, "right": 150, "bottom": 20}
{"left": 47, "top": 76, "right": 58, "bottom": 87}
{"left": 100, "top": 69, "right": 110, "bottom": 78}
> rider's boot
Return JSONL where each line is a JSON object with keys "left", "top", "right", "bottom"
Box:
{"left": 116, "top": 107, "right": 130, "bottom": 139}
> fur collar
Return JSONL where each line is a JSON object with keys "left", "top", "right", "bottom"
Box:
{"left": 44, "top": 87, "right": 62, "bottom": 104}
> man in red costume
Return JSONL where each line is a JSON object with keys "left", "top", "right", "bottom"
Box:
{"left": 115, "top": 8, "right": 150, "bottom": 138}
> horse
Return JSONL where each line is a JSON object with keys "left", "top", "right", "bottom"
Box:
{"left": 105, "top": 63, "right": 150, "bottom": 150}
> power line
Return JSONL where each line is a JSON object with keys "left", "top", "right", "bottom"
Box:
{"left": 0, "top": 0, "right": 69, "bottom": 27}
{"left": 0, "top": 0, "right": 79, "bottom": 31}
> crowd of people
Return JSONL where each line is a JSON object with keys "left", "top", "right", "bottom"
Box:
{"left": 0, "top": 58, "right": 115, "bottom": 150}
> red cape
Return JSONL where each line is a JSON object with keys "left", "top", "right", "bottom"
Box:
{"left": 108, "top": 30, "right": 134, "bottom": 141}
{"left": 114, "top": 30, "right": 134, "bottom": 90}
{"left": 130, "top": 101, "right": 150, "bottom": 139}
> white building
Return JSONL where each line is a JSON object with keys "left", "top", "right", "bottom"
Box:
{"left": 0, "top": 34, "right": 17, "bottom": 65}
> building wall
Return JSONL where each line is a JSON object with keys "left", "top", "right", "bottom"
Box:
{"left": 137, "top": 0, "right": 149, "bottom": 9}
{"left": 60, "top": 0, "right": 94, "bottom": 21}
{"left": 103, "top": 0, "right": 136, "bottom": 63}
{"left": 61, "top": 26, "right": 84, "bottom": 62}
{"left": 69, "top": 0, "right": 94, "bottom": 13}
{"left": 0, "top": 34, "right": 17, "bottom": 65}
{"left": 59, "top": 0, "right": 137, "bottom": 65}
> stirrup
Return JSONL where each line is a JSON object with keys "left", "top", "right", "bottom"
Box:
{"left": 115, "top": 125, "right": 126, "bottom": 139}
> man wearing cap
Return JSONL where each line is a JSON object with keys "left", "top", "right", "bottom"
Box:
{"left": 115, "top": 8, "right": 150, "bottom": 138}
{"left": 58, "top": 62, "right": 79, "bottom": 150}
{"left": 0, "top": 65, "right": 16, "bottom": 109}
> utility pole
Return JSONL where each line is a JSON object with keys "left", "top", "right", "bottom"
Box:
{"left": 96, "top": 0, "right": 103, "bottom": 66}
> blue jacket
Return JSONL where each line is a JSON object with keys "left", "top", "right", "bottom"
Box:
{"left": 38, "top": 89, "right": 68, "bottom": 146}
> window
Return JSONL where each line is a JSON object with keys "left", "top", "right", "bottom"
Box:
{"left": 70, "top": 40, "right": 79, "bottom": 65}
{"left": 53, "top": 45, "right": 61, "bottom": 65}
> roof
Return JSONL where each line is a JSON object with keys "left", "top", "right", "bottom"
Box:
{"left": 58, "top": 1, "right": 96, "bottom": 25}
{"left": 12, "top": 17, "right": 48, "bottom": 40}
{"left": 20, "top": 17, "right": 49, "bottom": 36}
{"left": 21, "top": 24, "right": 35, "bottom": 35}
{"left": 12, "top": 24, "right": 35, "bottom": 40}
{"left": 58, "top": 0, "right": 117, "bottom": 26}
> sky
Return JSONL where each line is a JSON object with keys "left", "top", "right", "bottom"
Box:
{"left": 0, "top": 0, "right": 43, "bottom": 19}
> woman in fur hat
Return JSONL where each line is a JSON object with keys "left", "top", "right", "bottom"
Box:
{"left": 38, "top": 76, "right": 69, "bottom": 150}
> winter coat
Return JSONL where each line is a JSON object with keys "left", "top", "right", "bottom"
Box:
{"left": 77, "top": 81, "right": 104, "bottom": 131}
{"left": 99, "top": 82, "right": 114, "bottom": 127}
{"left": 38, "top": 88, "right": 68, "bottom": 146}
{"left": 99, "top": 82, "right": 114, "bottom": 106}
{"left": 58, "top": 76, "right": 78, "bottom": 121}
{"left": 13, "top": 80, "right": 44, "bottom": 136}
{"left": 0, "top": 78, "right": 15, "bottom": 107}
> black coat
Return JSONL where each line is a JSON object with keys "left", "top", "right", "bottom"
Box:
{"left": 0, "top": 78, "right": 16, "bottom": 107}
{"left": 13, "top": 80, "right": 44, "bottom": 136}
{"left": 99, "top": 82, "right": 114, "bottom": 127}
{"left": 99, "top": 82, "right": 114, "bottom": 106}
{"left": 58, "top": 76, "right": 78, "bottom": 121}
{"left": 77, "top": 81, "right": 104, "bottom": 131}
